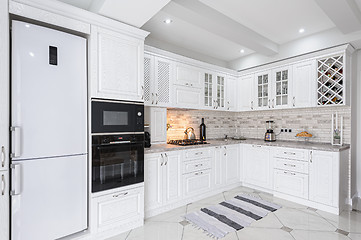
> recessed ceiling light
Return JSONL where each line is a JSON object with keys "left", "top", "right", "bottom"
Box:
{"left": 240, "top": 49, "right": 245, "bottom": 53}
{"left": 164, "top": 19, "right": 173, "bottom": 24}
{"left": 299, "top": 28, "right": 305, "bottom": 33}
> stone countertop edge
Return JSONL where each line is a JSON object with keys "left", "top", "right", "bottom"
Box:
{"left": 144, "top": 139, "right": 350, "bottom": 154}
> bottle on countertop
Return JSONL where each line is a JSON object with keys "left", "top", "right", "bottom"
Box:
{"left": 200, "top": 118, "right": 206, "bottom": 141}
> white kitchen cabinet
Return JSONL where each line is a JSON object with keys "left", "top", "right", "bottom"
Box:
{"left": 183, "top": 169, "right": 212, "bottom": 198}
{"left": 309, "top": 150, "right": 339, "bottom": 207}
{"left": 174, "top": 63, "right": 202, "bottom": 88}
{"left": 271, "top": 66, "right": 292, "bottom": 109}
{"left": 91, "top": 26, "right": 144, "bottom": 102}
{"left": 292, "top": 60, "right": 317, "bottom": 108}
{"left": 0, "top": 171, "right": 9, "bottom": 240}
{"left": 91, "top": 186, "right": 144, "bottom": 233}
{"left": 173, "top": 85, "right": 202, "bottom": 109}
{"left": 226, "top": 76, "right": 237, "bottom": 111}
{"left": 238, "top": 74, "right": 255, "bottom": 111}
{"left": 255, "top": 71, "right": 271, "bottom": 110}
{"left": 212, "top": 146, "right": 225, "bottom": 188}
{"left": 145, "top": 151, "right": 182, "bottom": 212}
{"left": 215, "top": 74, "right": 226, "bottom": 110}
{"left": 243, "top": 144, "right": 272, "bottom": 190}
{"left": 203, "top": 71, "right": 215, "bottom": 110}
{"left": 274, "top": 169, "right": 308, "bottom": 199}
{"left": 202, "top": 71, "right": 226, "bottom": 110}
{"left": 145, "top": 107, "right": 167, "bottom": 143}
{"left": 144, "top": 54, "right": 173, "bottom": 107}
{"left": 224, "top": 145, "right": 240, "bottom": 184}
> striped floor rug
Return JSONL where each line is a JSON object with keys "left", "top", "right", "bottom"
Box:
{"left": 184, "top": 194, "right": 282, "bottom": 239}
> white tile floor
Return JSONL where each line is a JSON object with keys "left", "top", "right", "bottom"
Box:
{"left": 107, "top": 186, "right": 361, "bottom": 240}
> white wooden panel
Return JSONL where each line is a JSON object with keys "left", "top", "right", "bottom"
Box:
{"left": 144, "top": 54, "right": 154, "bottom": 105}
{"left": 155, "top": 57, "right": 172, "bottom": 106}
{"left": 273, "top": 147, "right": 309, "bottom": 162}
{"left": 213, "top": 146, "right": 225, "bottom": 188}
{"left": 309, "top": 150, "right": 338, "bottom": 207}
{"left": 183, "top": 170, "right": 212, "bottom": 197}
{"left": 238, "top": 74, "right": 255, "bottom": 111}
{"left": 174, "top": 85, "right": 202, "bottom": 109}
{"left": 226, "top": 76, "right": 237, "bottom": 111}
{"left": 225, "top": 145, "right": 240, "bottom": 184}
{"left": 183, "top": 159, "right": 211, "bottom": 174}
{"left": 184, "top": 148, "right": 212, "bottom": 160}
{"left": 292, "top": 60, "right": 317, "bottom": 108}
{"left": 95, "top": 187, "right": 143, "bottom": 231}
{"left": 150, "top": 107, "right": 167, "bottom": 143}
{"left": 164, "top": 152, "right": 182, "bottom": 203}
{"left": 274, "top": 169, "right": 308, "bottom": 199}
{"left": 95, "top": 27, "right": 144, "bottom": 102}
{"left": 274, "top": 158, "right": 309, "bottom": 174}
{"left": 144, "top": 154, "right": 163, "bottom": 210}
{"left": 175, "top": 64, "right": 202, "bottom": 88}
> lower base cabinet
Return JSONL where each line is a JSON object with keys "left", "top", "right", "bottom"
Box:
{"left": 183, "top": 169, "right": 212, "bottom": 198}
{"left": 274, "top": 169, "right": 308, "bottom": 199}
{"left": 91, "top": 186, "right": 144, "bottom": 233}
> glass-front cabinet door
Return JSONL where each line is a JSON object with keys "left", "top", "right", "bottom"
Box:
{"left": 216, "top": 75, "right": 225, "bottom": 109}
{"left": 204, "top": 72, "right": 213, "bottom": 108}
{"left": 255, "top": 71, "right": 270, "bottom": 109}
{"left": 273, "top": 67, "right": 291, "bottom": 108}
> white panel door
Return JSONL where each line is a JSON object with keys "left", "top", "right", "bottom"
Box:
{"left": 213, "top": 146, "right": 225, "bottom": 188}
{"left": 11, "top": 21, "right": 87, "bottom": 160}
{"left": 174, "top": 85, "right": 202, "bottom": 109}
{"left": 0, "top": 171, "right": 9, "bottom": 240}
{"left": 144, "top": 54, "right": 154, "bottom": 105}
{"left": 274, "top": 169, "right": 308, "bottom": 199}
{"left": 309, "top": 150, "right": 338, "bottom": 207}
{"left": 164, "top": 152, "right": 182, "bottom": 204}
{"left": 292, "top": 60, "right": 317, "bottom": 108}
{"left": 243, "top": 145, "right": 272, "bottom": 189}
{"left": 183, "top": 170, "right": 212, "bottom": 197}
{"left": 94, "top": 26, "right": 144, "bottom": 102}
{"left": 238, "top": 74, "right": 255, "bottom": 111}
{"left": 11, "top": 155, "right": 87, "bottom": 240}
{"left": 144, "top": 154, "right": 163, "bottom": 211}
{"left": 155, "top": 57, "right": 172, "bottom": 107}
{"left": 175, "top": 64, "right": 202, "bottom": 88}
{"left": 226, "top": 76, "right": 237, "bottom": 111}
{"left": 150, "top": 107, "right": 167, "bottom": 143}
{"left": 255, "top": 71, "right": 272, "bottom": 110}
{"left": 271, "top": 66, "right": 292, "bottom": 109}
{"left": 225, "top": 145, "right": 240, "bottom": 184}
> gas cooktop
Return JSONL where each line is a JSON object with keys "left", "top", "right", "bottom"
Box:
{"left": 167, "top": 139, "right": 209, "bottom": 146}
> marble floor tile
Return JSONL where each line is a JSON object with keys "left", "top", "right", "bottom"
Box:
{"left": 126, "top": 221, "right": 183, "bottom": 240}
{"left": 316, "top": 209, "right": 361, "bottom": 233}
{"left": 237, "top": 228, "right": 294, "bottom": 240}
{"left": 106, "top": 230, "right": 130, "bottom": 240}
{"left": 147, "top": 205, "right": 187, "bottom": 223}
{"left": 182, "top": 224, "right": 239, "bottom": 240}
{"left": 291, "top": 230, "right": 350, "bottom": 240}
{"left": 191, "top": 193, "right": 225, "bottom": 205}
{"left": 349, "top": 233, "right": 361, "bottom": 240}
{"left": 274, "top": 208, "right": 337, "bottom": 231}
{"left": 249, "top": 212, "right": 284, "bottom": 229}
{"left": 258, "top": 193, "right": 308, "bottom": 209}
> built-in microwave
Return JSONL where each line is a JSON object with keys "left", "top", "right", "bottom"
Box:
{"left": 91, "top": 99, "right": 144, "bottom": 134}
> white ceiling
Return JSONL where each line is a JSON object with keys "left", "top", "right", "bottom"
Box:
{"left": 57, "top": 0, "right": 361, "bottom": 64}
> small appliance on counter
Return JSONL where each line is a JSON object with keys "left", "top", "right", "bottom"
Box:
{"left": 264, "top": 120, "right": 276, "bottom": 142}
{"left": 184, "top": 127, "right": 196, "bottom": 140}
{"left": 200, "top": 118, "right": 206, "bottom": 141}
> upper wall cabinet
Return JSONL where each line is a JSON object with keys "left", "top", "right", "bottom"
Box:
{"left": 238, "top": 74, "right": 255, "bottom": 111}
{"left": 292, "top": 60, "right": 317, "bottom": 108}
{"left": 226, "top": 76, "right": 237, "bottom": 111}
{"left": 90, "top": 26, "right": 144, "bottom": 102}
{"left": 255, "top": 71, "right": 271, "bottom": 110}
{"left": 144, "top": 54, "right": 172, "bottom": 107}
{"left": 174, "top": 63, "right": 203, "bottom": 88}
{"left": 202, "top": 71, "right": 226, "bottom": 110}
{"left": 271, "top": 66, "right": 292, "bottom": 109}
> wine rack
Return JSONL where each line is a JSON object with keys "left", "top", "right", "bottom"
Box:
{"left": 317, "top": 54, "right": 344, "bottom": 105}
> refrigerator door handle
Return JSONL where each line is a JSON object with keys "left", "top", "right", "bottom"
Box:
{"left": 11, "top": 126, "right": 21, "bottom": 158}
{"left": 10, "top": 164, "right": 21, "bottom": 196}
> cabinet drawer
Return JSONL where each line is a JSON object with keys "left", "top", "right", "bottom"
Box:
{"left": 183, "top": 170, "right": 212, "bottom": 197}
{"left": 273, "top": 148, "right": 309, "bottom": 161}
{"left": 274, "top": 169, "right": 308, "bottom": 199}
{"left": 184, "top": 148, "right": 212, "bottom": 160}
{"left": 183, "top": 159, "right": 211, "bottom": 174}
{"left": 93, "top": 187, "right": 144, "bottom": 231}
{"left": 274, "top": 158, "right": 309, "bottom": 174}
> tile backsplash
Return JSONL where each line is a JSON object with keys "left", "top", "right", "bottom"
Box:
{"left": 167, "top": 106, "right": 351, "bottom": 144}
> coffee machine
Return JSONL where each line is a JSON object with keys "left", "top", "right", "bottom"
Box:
{"left": 264, "top": 120, "right": 276, "bottom": 142}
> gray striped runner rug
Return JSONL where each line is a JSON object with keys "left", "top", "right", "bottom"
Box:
{"left": 184, "top": 194, "right": 281, "bottom": 239}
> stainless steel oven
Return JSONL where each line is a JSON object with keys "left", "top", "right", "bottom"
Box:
{"left": 92, "top": 133, "right": 144, "bottom": 193}
{"left": 91, "top": 99, "right": 144, "bottom": 134}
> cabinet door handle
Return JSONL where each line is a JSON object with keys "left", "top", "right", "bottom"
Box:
{"left": 151, "top": 93, "right": 154, "bottom": 104}
{"left": 141, "top": 86, "right": 144, "bottom": 100}
{"left": 113, "top": 192, "right": 128, "bottom": 198}
{"left": 310, "top": 151, "right": 313, "bottom": 163}
{"left": 194, "top": 152, "right": 203, "bottom": 155}
{"left": 252, "top": 145, "right": 262, "bottom": 148}
{"left": 284, "top": 171, "right": 296, "bottom": 176}
{"left": 160, "top": 153, "right": 164, "bottom": 166}
{"left": 164, "top": 153, "right": 168, "bottom": 165}
{"left": 284, "top": 163, "right": 296, "bottom": 167}
{"left": 195, "top": 164, "right": 203, "bottom": 167}
{"left": 190, "top": 83, "right": 193, "bottom": 87}
{"left": 268, "top": 99, "right": 271, "bottom": 108}
{"left": 284, "top": 151, "right": 296, "bottom": 155}
{"left": 272, "top": 99, "right": 275, "bottom": 108}
{"left": 293, "top": 97, "right": 296, "bottom": 107}
{"left": 1, "top": 146, "right": 5, "bottom": 168}
{"left": 185, "top": 83, "right": 189, "bottom": 86}
{"left": 195, "top": 171, "right": 203, "bottom": 176}
{"left": 251, "top": 101, "right": 254, "bottom": 110}
{"left": 11, "top": 126, "right": 21, "bottom": 158}
{"left": 1, "top": 174, "right": 5, "bottom": 196}
{"left": 156, "top": 93, "right": 159, "bottom": 105}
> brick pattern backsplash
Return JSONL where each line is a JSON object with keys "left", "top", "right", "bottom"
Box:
{"left": 167, "top": 106, "right": 351, "bottom": 144}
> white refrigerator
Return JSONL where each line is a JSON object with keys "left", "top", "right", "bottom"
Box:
{"left": 11, "top": 21, "right": 88, "bottom": 240}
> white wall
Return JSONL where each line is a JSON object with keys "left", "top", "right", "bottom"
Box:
{"left": 229, "top": 27, "right": 361, "bottom": 71}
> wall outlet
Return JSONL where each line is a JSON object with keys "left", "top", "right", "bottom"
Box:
{"left": 284, "top": 129, "right": 288, "bottom": 132}
{"left": 281, "top": 129, "right": 284, "bottom": 132}
{"left": 289, "top": 129, "right": 292, "bottom": 133}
